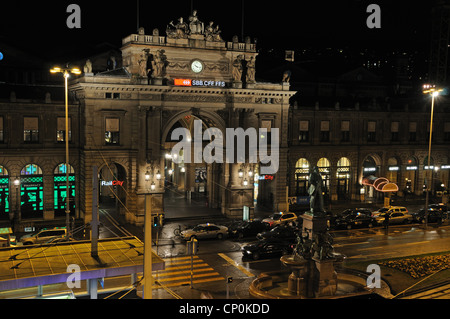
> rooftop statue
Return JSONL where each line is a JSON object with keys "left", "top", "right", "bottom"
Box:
{"left": 189, "top": 10, "right": 204, "bottom": 34}
{"left": 166, "top": 17, "right": 189, "bottom": 39}
{"left": 205, "top": 21, "right": 223, "bottom": 42}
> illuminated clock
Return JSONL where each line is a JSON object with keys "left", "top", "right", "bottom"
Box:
{"left": 191, "top": 60, "right": 203, "bottom": 73}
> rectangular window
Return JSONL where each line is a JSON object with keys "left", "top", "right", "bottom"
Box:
{"left": 409, "top": 122, "right": 417, "bottom": 142}
{"left": 24, "top": 117, "right": 39, "bottom": 143}
{"left": 391, "top": 121, "right": 399, "bottom": 142}
{"left": 299, "top": 120, "right": 309, "bottom": 142}
{"left": 56, "top": 117, "right": 72, "bottom": 142}
{"left": 320, "top": 120, "right": 330, "bottom": 142}
{"left": 260, "top": 120, "right": 272, "bottom": 145}
{"left": 444, "top": 122, "right": 450, "bottom": 142}
{"left": 105, "top": 118, "right": 120, "bottom": 145}
{"left": 367, "top": 121, "right": 376, "bottom": 142}
{"left": 341, "top": 120, "right": 350, "bottom": 142}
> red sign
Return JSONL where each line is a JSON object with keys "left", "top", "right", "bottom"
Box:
{"left": 174, "top": 79, "right": 192, "bottom": 86}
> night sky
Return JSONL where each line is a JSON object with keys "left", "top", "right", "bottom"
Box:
{"left": 0, "top": 0, "right": 435, "bottom": 60}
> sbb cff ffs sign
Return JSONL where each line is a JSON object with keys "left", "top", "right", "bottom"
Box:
{"left": 174, "top": 78, "right": 192, "bottom": 86}
{"left": 173, "top": 78, "right": 226, "bottom": 87}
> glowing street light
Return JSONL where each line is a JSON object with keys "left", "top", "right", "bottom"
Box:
{"left": 50, "top": 66, "right": 81, "bottom": 238}
{"left": 422, "top": 84, "right": 443, "bottom": 229}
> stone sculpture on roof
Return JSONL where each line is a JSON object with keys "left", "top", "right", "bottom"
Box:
{"left": 166, "top": 10, "right": 222, "bottom": 41}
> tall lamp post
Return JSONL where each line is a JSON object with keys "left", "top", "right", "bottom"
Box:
{"left": 422, "top": 84, "right": 443, "bottom": 229}
{"left": 50, "top": 66, "right": 81, "bottom": 238}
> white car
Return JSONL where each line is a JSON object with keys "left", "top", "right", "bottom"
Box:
{"left": 180, "top": 223, "right": 228, "bottom": 241}
{"left": 262, "top": 212, "right": 298, "bottom": 227}
{"left": 20, "top": 227, "right": 67, "bottom": 245}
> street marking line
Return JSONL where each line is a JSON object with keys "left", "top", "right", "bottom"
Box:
{"left": 152, "top": 256, "right": 223, "bottom": 289}
{"left": 153, "top": 276, "right": 224, "bottom": 289}
{"left": 334, "top": 241, "right": 370, "bottom": 247}
{"left": 155, "top": 267, "right": 216, "bottom": 278}
{"left": 218, "top": 253, "right": 255, "bottom": 277}
{"left": 155, "top": 271, "right": 222, "bottom": 283}
{"left": 158, "top": 263, "right": 210, "bottom": 271}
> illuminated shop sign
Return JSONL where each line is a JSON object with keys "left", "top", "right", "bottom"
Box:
{"left": 441, "top": 165, "right": 450, "bottom": 169}
{"left": 258, "top": 175, "right": 274, "bottom": 181}
{"left": 363, "top": 167, "right": 376, "bottom": 172}
{"left": 101, "top": 180, "right": 124, "bottom": 186}
{"left": 173, "top": 78, "right": 226, "bottom": 87}
{"left": 406, "top": 166, "right": 418, "bottom": 170}
{"left": 388, "top": 166, "right": 399, "bottom": 171}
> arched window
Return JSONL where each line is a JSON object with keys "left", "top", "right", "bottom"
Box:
{"left": 54, "top": 164, "right": 75, "bottom": 217}
{"left": 0, "top": 165, "right": 9, "bottom": 217}
{"left": 317, "top": 158, "right": 331, "bottom": 195}
{"left": 405, "top": 156, "right": 418, "bottom": 193}
{"left": 295, "top": 158, "right": 310, "bottom": 196}
{"left": 387, "top": 157, "right": 399, "bottom": 184}
{"left": 336, "top": 157, "right": 351, "bottom": 200}
{"left": 20, "top": 164, "right": 44, "bottom": 218}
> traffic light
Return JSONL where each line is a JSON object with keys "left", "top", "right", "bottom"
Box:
{"left": 152, "top": 213, "right": 164, "bottom": 227}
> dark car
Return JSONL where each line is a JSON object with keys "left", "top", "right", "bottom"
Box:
{"left": 229, "top": 220, "right": 270, "bottom": 239}
{"left": 334, "top": 211, "right": 377, "bottom": 230}
{"left": 256, "top": 225, "right": 298, "bottom": 241}
{"left": 412, "top": 208, "right": 446, "bottom": 224}
{"left": 241, "top": 239, "right": 293, "bottom": 261}
{"left": 329, "top": 208, "right": 372, "bottom": 229}
{"left": 429, "top": 203, "right": 449, "bottom": 215}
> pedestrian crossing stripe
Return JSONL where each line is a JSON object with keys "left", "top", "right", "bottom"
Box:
{"left": 152, "top": 256, "right": 224, "bottom": 289}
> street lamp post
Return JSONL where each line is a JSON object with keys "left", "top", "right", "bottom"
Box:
{"left": 50, "top": 66, "right": 81, "bottom": 238}
{"left": 422, "top": 84, "right": 443, "bottom": 229}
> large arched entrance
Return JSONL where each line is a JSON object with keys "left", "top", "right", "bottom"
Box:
{"left": 162, "top": 113, "right": 224, "bottom": 219}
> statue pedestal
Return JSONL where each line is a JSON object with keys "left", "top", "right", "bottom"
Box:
{"left": 300, "top": 212, "right": 338, "bottom": 298}
{"left": 301, "top": 213, "right": 328, "bottom": 239}
{"left": 152, "top": 77, "right": 163, "bottom": 85}
{"left": 312, "top": 257, "right": 338, "bottom": 298}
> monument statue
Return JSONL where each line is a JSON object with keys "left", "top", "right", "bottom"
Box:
{"left": 83, "top": 59, "right": 92, "bottom": 73}
{"left": 246, "top": 56, "right": 256, "bottom": 83}
{"left": 308, "top": 166, "right": 325, "bottom": 216}
{"left": 166, "top": 17, "right": 189, "bottom": 38}
{"left": 189, "top": 10, "right": 204, "bottom": 34}
{"left": 232, "top": 55, "right": 243, "bottom": 82}
{"left": 151, "top": 49, "right": 167, "bottom": 78}
{"left": 205, "top": 21, "right": 223, "bottom": 41}
{"left": 138, "top": 52, "right": 149, "bottom": 77}
{"left": 312, "top": 232, "right": 335, "bottom": 260}
{"left": 293, "top": 229, "right": 312, "bottom": 260}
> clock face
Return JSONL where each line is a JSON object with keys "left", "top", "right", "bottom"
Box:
{"left": 191, "top": 60, "right": 203, "bottom": 73}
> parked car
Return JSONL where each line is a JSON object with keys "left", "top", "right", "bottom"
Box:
{"left": 20, "top": 227, "right": 67, "bottom": 245}
{"left": 256, "top": 225, "right": 298, "bottom": 242}
{"left": 375, "top": 211, "right": 413, "bottom": 225}
{"left": 334, "top": 212, "right": 377, "bottom": 230}
{"left": 229, "top": 220, "right": 270, "bottom": 239}
{"left": 429, "top": 203, "right": 449, "bottom": 214}
{"left": 262, "top": 212, "right": 298, "bottom": 227}
{"left": 412, "top": 208, "right": 446, "bottom": 224}
{"left": 180, "top": 223, "right": 228, "bottom": 241}
{"left": 330, "top": 208, "right": 373, "bottom": 229}
{"left": 372, "top": 206, "right": 409, "bottom": 217}
{"left": 241, "top": 239, "right": 293, "bottom": 261}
